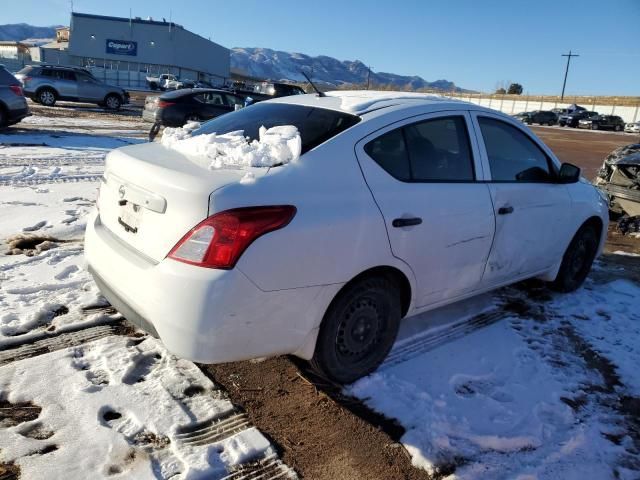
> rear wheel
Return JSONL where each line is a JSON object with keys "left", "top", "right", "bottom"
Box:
{"left": 310, "top": 276, "right": 401, "bottom": 384}
{"left": 614, "top": 124, "right": 622, "bottom": 132}
{"left": 37, "top": 88, "right": 56, "bottom": 107}
{"left": 550, "top": 224, "right": 599, "bottom": 293}
{"left": 104, "top": 94, "right": 121, "bottom": 111}
{"left": 0, "top": 106, "right": 7, "bottom": 128}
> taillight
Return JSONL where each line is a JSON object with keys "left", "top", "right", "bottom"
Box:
{"left": 168, "top": 206, "right": 296, "bottom": 269}
{"left": 9, "top": 85, "right": 23, "bottom": 96}
{"left": 157, "top": 100, "right": 175, "bottom": 108}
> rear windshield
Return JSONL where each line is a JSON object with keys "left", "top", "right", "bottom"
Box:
{"left": 194, "top": 103, "right": 361, "bottom": 154}
{"left": 16, "top": 66, "right": 36, "bottom": 76}
{"left": 0, "top": 66, "right": 18, "bottom": 85}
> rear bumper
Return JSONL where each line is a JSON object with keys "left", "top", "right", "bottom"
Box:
{"left": 8, "top": 105, "right": 30, "bottom": 124}
{"left": 85, "top": 211, "right": 329, "bottom": 363}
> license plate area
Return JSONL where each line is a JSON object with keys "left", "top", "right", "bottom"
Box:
{"left": 118, "top": 202, "right": 142, "bottom": 234}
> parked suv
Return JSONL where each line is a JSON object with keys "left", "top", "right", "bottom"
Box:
{"left": 579, "top": 115, "right": 625, "bottom": 131}
{"left": 558, "top": 110, "right": 599, "bottom": 128}
{"left": 513, "top": 110, "right": 557, "bottom": 125}
{"left": 15, "top": 65, "right": 129, "bottom": 110}
{"left": 0, "top": 65, "right": 29, "bottom": 127}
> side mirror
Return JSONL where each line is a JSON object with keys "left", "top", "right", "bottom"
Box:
{"left": 558, "top": 162, "right": 581, "bottom": 184}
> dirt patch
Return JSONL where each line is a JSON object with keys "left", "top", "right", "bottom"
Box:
{"left": 0, "top": 400, "right": 41, "bottom": 428}
{"left": 203, "top": 358, "right": 438, "bottom": 480}
{"left": 3, "top": 234, "right": 68, "bottom": 256}
{"left": 0, "top": 461, "right": 20, "bottom": 480}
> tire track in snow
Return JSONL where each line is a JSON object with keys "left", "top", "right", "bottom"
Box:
{"left": 381, "top": 308, "right": 508, "bottom": 369}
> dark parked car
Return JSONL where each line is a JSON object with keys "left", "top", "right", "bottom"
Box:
{"left": 0, "top": 65, "right": 29, "bottom": 127}
{"left": 558, "top": 110, "right": 599, "bottom": 127}
{"left": 143, "top": 88, "right": 246, "bottom": 127}
{"left": 513, "top": 110, "right": 557, "bottom": 125}
{"left": 579, "top": 115, "right": 625, "bottom": 131}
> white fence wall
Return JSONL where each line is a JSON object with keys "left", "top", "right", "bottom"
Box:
{"left": 450, "top": 94, "right": 640, "bottom": 124}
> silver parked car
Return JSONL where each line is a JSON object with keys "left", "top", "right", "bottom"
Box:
{"left": 0, "top": 65, "right": 30, "bottom": 127}
{"left": 15, "top": 65, "right": 129, "bottom": 110}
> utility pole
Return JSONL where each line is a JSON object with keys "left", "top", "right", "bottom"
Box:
{"left": 560, "top": 50, "right": 579, "bottom": 101}
{"left": 366, "top": 65, "right": 372, "bottom": 90}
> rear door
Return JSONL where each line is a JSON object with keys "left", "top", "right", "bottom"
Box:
{"left": 54, "top": 69, "right": 78, "bottom": 98}
{"left": 355, "top": 110, "right": 495, "bottom": 307}
{"left": 470, "top": 112, "right": 573, "bottom": 286}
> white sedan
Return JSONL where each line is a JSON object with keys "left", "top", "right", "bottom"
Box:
{"left": 85, "top": 91, "right": 608, "bottom": 383}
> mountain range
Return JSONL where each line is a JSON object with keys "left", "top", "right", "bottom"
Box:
{"left": 230, "top": 47, "right": 465, "bottom": 92}
{"left": 0, "top": 24, "right": 466, "bottom": 92}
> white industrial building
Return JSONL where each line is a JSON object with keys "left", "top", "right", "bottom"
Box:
{"left": 38, "top": 12, "right": 230, "bottom": 88}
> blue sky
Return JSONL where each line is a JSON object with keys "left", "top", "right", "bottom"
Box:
{"left": 7, "top": 0, "right": 640, "bottom": 95}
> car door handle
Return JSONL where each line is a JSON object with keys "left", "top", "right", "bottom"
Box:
{"left": 498, "top": 206, "right": 514, "bottom": 215}
{"left": 392, "top": 217, "right": 422, "bottom": 228}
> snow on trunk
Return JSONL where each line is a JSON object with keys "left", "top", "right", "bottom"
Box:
{"left": 161, "top": 123, "right": 302, "bottom": 169}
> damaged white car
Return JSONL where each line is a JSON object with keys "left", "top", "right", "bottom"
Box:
{"left": 85, "top": 91, "right": 609, "bottom": 383}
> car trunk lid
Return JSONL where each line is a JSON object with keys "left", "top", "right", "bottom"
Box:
{"left": 98, "top": 142, "right": 267, "bottom": 262}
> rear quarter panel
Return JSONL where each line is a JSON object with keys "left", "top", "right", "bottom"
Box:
{"left": 209, "top": 132, "right": 417, "bottom": 294}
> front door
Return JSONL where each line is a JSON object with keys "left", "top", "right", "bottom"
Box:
{"left": 76, "top": 72, "right": 105, "bottom": 102}
{"left": 470, "top": 113, "right": 572, "bottom": 286}
{"left": 355, "top": 111, "right": 495, "bottom": 307}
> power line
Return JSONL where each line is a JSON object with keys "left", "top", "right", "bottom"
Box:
{"left": 560, "top": 50, "right": 579, "bottom": 101}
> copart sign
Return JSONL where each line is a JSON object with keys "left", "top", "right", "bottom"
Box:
{"left": 106, "top": 39, "right": 138, "bottom": 56}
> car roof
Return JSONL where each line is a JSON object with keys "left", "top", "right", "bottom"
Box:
{"left": 265, "top": 90, "right": 508, "bottom": 121}
{"left": 160, "top": 88, "right": 232, "bottom": 99}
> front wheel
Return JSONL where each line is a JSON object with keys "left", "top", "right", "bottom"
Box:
{"left": 310, "top": 276, "right": 401, "bottom": 384}
{"left": 591, "top": 124, "right": 599, "bottom": 130}
{"left": 614, "top": 125, "right": 622, "bottom": 132}
{"left": 549, "top": 224, "right": 599, "bottom": 293}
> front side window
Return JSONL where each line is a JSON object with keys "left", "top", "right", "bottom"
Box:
{"left": 364, "top": 115, "right": 475, "bottom": 182}
{"left": 224, "top": 94, "right": 243, "bottom": 107}
{"left": 478, "top": 117, "right": 554, "bottom": 182}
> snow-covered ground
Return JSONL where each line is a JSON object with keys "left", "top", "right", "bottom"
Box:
{"left": 349, "top": 274, "right": 640, "bottom": 479}
{"left": 0, "top": 114, "right": 296, "bottom": 479}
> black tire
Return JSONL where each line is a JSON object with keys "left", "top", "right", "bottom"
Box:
{"left": 0, "top": 106, "right": 7, "bottom": 128}
{"left": 614, "top": 125, "right": 622, "bottom": 132}
{"left": 550, "top": 224, "right": 599, "bottom": 293}
{"left": 104, "top": 94, "right": 121, "bottom": 111}
{"left": 591, "top": 123, "right": 598, "bottom": 130}
{"left": 37, "top": 88, "right": 56, "bottom": 107}
{"left": 310, "top": 276, "right": 401, "bottom": 384}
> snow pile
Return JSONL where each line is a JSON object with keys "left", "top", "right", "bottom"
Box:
{"left": 161, "top": 124, "right": 302, "bottom": 169}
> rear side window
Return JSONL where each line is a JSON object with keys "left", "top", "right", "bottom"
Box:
{"left": 405, "top": 116, "right": 474, "bottom": 181}
{"left": 478, "top": 117, "right": 554, "bottom": 182}
{"left": 364, "top": 129, "right": 411, "bottom": 181}
{"left": 195, "top": 103, "right": 360, "bottom": 154}
{"left": 364, "top": 115, "right": 475, "bottom": 182}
